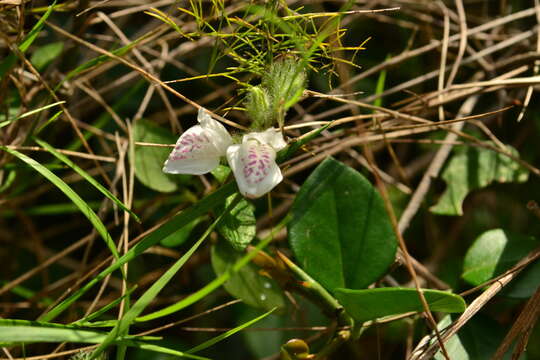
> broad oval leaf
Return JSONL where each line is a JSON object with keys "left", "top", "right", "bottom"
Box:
{"left": 462, "top": 228, "right": 540, "bottom": 298}
{"left": 217, "top": 195, "right": 256, "bottom": 251}
{"left": 334, "top": 287, "right": 466, "bottom": 323}
{"left": 288, "top": 157, "right": 397, "bottom": 291}
{"left": 431, "top": 144, "right": 528, "bottom": 216}
{"left": 133, "top": 119, "right": 189, "bottom": 193}
{"left": 211, "top": 240, "right": 286, "bottom": 312}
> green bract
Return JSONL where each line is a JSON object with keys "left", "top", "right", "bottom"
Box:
{"left": 245, "top": 59, "right": 306, "bottom": 129}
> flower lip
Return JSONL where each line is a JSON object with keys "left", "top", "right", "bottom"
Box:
{"left": 226, "top": 128, "right": 286, "bottom": 198}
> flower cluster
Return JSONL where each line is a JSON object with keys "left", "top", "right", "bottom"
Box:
{"left": 163, "top": 108, "right": 286, "bottom": 198}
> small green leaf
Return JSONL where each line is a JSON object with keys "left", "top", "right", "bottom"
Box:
{"left": 462, "top": 229, "right": 540, "bottom": 298}
{"left": 30, "top": 42, "right": 64, "bottom": 70}
{"left": 211, "top": 164, "right": 231, "bottom": 184}
{"left": 431, "top": 144, "right": 529, "bottom": 216}
{"left": 289, "top": 157, "right": 397, "bottom": 291}
{"left": 334, "top": 287, "right": 466, "bottom": 323}
{"left": 133, "top": 119, "right": 188, "bottom": 193}
{"left": 211, "top": 240, "right": 286, "bottom": 312}
{"left": 217, "top": 195, "right": 256, "bottom": 251}
{"left": 0, "top": 170, "right": 16, "bottom": 193}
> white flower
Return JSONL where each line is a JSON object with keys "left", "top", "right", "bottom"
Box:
{"left": 163, "top": 108, "right": 232, "bottom": 175}
{"left": 226, "top": 128, "right": 286, "bottom": 198}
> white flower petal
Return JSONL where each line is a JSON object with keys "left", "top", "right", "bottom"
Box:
{"left": 197, "top": 108, "right": 232, "bottom": 154}
{"left": 163, "top": 125, "right": 221, "bottom": 175}
{"left": 244, "top": 128, "right": 286, "bottom": 151}
{"left": 163, "top": 108, "right": 233, "bottom": 175}
{"left": 227, "top": 140, "right": 283, "bottom": 198}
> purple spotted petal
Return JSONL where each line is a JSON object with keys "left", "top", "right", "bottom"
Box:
{"left": 163, "top": 125, "right": 221, "bottom": 175}
{"left": 227, "top": 140, "right": 283, "bottom": 198}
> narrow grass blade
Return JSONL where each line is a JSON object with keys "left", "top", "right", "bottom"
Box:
{"left": 39, "top": 181, "right": 237, "bottom": 322}
{"left": 136, "top": 215, "right": 289, "bottom": 322}
{"left": 90, "top": 195, "right": 242, "bottom": 359}
{"left": 0, "top": 101, "right": 65, "bottom": 129}
{"left": 72, "top": 287, "right": 137, "bottom": 326}
{"left": 0, "top": 1, "right": 57, "bottom": 79}
{"left": 0, "top": 325, "right": 108, "bottom": 344}
{"left": 373, "top": 65, "right": 388, "bottom": 108}
{"left": 0, "top": 325, "right": 206, "bottom": 359}
{"left": 35, "top": 138, "right": 140, "bottom": 222}
{"left": 35, "top": 110, "right": 63, "bottom": 134}
{"left": 0, "top": 281, "right": 53, "bottom": 306}
{"left": 127, "top": 342, "right": 210, "bottom": 360}
{"left": 56, "top": 35, "right": 150, "bottom": 91}
{"left": 276, "top": 121, "right": 333, "bottom": 163}
{"left": 0, "top": 319, "right": 84, "bottom": 329}
{"left": 187, "top": 307, "right": 276, "bottom": 354}
{"left": 0, "top": 147, "right": 120, "bottom": 260}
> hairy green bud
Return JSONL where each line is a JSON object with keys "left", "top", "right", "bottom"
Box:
{"left": 262, "top": 59, "right": 306, "bottom": 120}
{"left": 244, "top": 59, "right": 307, "bottom": 129}
{"left": 245, "top": 85, "right": 272, "bottom": 130}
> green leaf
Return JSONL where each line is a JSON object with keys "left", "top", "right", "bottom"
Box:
{"left": 35, "top": 138, "right": 140, "bottom": 222}
{"left": 431, "top": 144, "right": 529, "bottom": 216}
{"left": 288, "top": 157, "right": 397, "bottom": 291}
{"left": 133, "top": 119, "right": 187, "bottom": 193}
{"left": 30, "top": 42, "right": 64, "bottom": 70}
{"left": 462, "top": 228, "right": 540, "bottom": 298}
{"left": 217, "top": 195, "right": 256, "bottom": 251}
{"left": 0, "top": 147, "right": 120, "bottom": 260}
{"left": 211, "top": 164, "right": 231, "bottom": 184}
{"left": 211, "top": 240, "right": 286, "bottom": 312}
{"left": 334, "top": 287, "right": 466, "bottom": 323}
{"left": 0, "top": 169, "right": 16, "bottom": 193}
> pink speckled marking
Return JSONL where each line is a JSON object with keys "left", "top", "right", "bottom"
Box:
{"left": 169, "top": 132, "right": 211, "bottom": 161}
{"left": 241, "top": 142, "right": 272, "bottom": 184}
